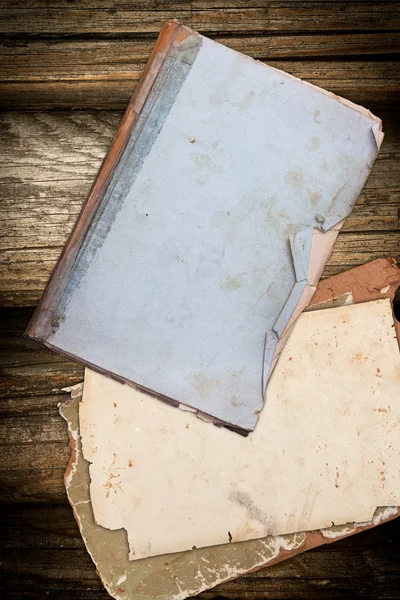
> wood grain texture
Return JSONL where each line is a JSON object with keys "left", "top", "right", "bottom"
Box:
{"left": 1, "top": 62, "right": 398, "bottom": 110}
{"left": 1, "top": 41, "right": 399, "bottom": 109}
{"left": 1, "top": 0, "right": 400, "bottom": 597}
{"left": 1, "top": 107, "right": 399, "bottom": 306}
{"left": 2, "top": 2, "right": 400, "bottom": 36}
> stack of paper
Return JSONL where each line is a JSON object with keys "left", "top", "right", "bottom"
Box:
{"left": 25, "top": 20, "right": 399, "bottom": 600}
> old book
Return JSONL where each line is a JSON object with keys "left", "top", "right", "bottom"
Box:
{"left": 27, "top": 21, "right": 383, "bottom": 432}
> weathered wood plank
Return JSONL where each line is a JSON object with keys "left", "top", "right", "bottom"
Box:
{"left": 0, "top": 467, "right": 67, "bottom": 504}
{"left": 0, "top": 307, "right": 84, "bottom": 392}
{"left": 1, "top": 2, "right": 400, "bottom": 37}
{"left": 3, "top": 32, "right": 399, "bottom": 73}
{"left": 0, "top": 494, "right": 399, "bottom": 592}
{"left": 0, "top": 414, "right": 69, "bottom": 445}
{"left": 0, "top": 107, "right": 398, "bottom": 306}
{"left": 1, "top": 56, "right": 399, "bottom": 109}
{"left": 0, "top": 537, "right": 399, "bottom": 599}
{"left": 0, "top": 306, "right": 75, "bottom": 502}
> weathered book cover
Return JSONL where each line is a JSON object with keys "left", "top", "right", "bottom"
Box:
{"left": 26, "top": 21, "right": 383, "bottom": 432}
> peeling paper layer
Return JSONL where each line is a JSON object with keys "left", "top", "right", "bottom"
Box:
{"left": 29, "top": 22, "right": 383, "bottom": 432}
{"left": 60, "top": 392, "right": 399, "bottom": 600}
{"left": 80, "top": 298, "right": 400, "bottom": 559}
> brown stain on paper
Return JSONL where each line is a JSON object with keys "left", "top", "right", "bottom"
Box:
{"left": 307, "top": 189, "right": 321, "bottom": 208}
{"left": 221, "top": 276, "right": 242, "bottom": 291}
{"left": 285, "top": 170, "right": 304, "bottom": 189}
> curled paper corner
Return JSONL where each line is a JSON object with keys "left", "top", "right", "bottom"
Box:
{"left": 262, "top": 225, "right": 341, "bottom": 396}
{"left": 372, "top": 120, "right": 384, "bottom": 151}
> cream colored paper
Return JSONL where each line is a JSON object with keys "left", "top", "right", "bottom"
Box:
{"left": 61, "top": 391, "right": 399, "bottom": 600}
{"left": 80, "top": 299, "right": 400, "bottom": 559}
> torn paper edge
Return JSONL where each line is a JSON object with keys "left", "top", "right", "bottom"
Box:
{"left": 60, "top": 388, "right": 399, "bottom": 600}
{"left": 263, "top": 224, "right": 341, "bottom": 394}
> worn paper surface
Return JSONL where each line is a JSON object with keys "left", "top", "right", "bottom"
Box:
{"left": 40, "top": 24, "right": 382, "bottom": 431}
{"left": 80, "top": 298, "right": 400, "bottom": 559}
{"left": 60, "top": 390, "right": 399, "bottom": 600}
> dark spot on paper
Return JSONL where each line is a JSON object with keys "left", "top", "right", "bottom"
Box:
{"left": 185, "top": 423, "right": 189, "bottom": 429}
{"left": 128, "top": 460, "right": 133, "bottom": 467}
{"left": 307, "top": 189, "right": 321, "bottom": 208}
{"left": 228, "top": 531, "right": 232, "bottom": 542}
{"left": 307, "top": 137, "right": 320, "bottom": 151}
{"left": 192, "top": 546, "right": 197, "bottom": 550}
{"left": 314, "top": 110, "right": 321, "bottom": 124}
{"left": 221, "top": 276, "right": 241, "bottom": 291}
{"left": 289, "top": 357, "right": 292, "bottom": 361}
{"left": 229, "top": 489, "right": 269, "bottom": 526}
{"left": 117, "top": 588, "right": 126, "bottom": 594}
{"left": 335, "top": 467, "right": 339, "bottom": 488}
{"left": 113, "top": 402, "right": 117, "bottom": 408}
{"left": 189, "top": 138, "right": 196, "bottom": 144}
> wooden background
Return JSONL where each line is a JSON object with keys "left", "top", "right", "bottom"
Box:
{"left": 1, "top": 1, "right": 399, "bottom": 598}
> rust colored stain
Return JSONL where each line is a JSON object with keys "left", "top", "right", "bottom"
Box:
{"left": 335, "top": 468, "right": 340, "bottom": 489}
{"left": 103, "top": 453, "right": 124, "bottom": 498}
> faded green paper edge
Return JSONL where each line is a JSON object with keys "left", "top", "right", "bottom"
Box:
{"left": 59, "top": 386, "right": 399, "bottom": 600}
